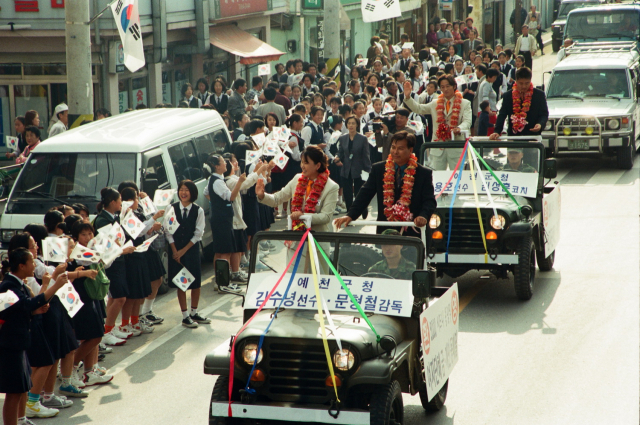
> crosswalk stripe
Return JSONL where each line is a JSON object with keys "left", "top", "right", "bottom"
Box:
{"left": 585, "top": 168, "right": 627, "bottom": 185}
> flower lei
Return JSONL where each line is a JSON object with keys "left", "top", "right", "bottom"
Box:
{"left": 511, "top": 82, "right": 533, "bottom": 134}
{"left": 435, "top": 91, "right": 463, "bottom": 141}
{"left": 290, "top": 171, "right": 330, "bottom": 231}
{"left": 383, "top": 154, "right": 417, "bottom": 222}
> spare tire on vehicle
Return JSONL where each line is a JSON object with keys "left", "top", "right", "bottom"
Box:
{"left": 338, "top": 245, "right": 383, "bottom": 276}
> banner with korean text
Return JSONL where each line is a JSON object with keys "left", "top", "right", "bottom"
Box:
{"left": 432, "top": 170, "right": 538, "bottom": 199}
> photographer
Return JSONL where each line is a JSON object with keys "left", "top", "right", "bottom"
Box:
{"left": 374, "top": 109, "right": 416, "bottom": 159}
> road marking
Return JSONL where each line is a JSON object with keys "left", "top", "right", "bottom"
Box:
{"left": 586, "top": 168, "right": 627, "bottom": 186}
{"left": 554, "top": 168, "right": 571, "bottom": 183}
{"left": 458, "top": 280, "right": 489, "bottom": 312}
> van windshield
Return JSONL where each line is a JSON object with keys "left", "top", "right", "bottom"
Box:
{"left": 557, "top": 2, "right": 592, "bottom": 20}
{"left": 7, "top": 153, "right": 136, "bottom": 214}
{"left": 547, "top": 69, "right": 629, "bottom": 99}
{"left": 566, "top": 10, "right": 639, "bottom": 40}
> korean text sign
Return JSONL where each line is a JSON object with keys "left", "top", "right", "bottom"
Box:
{"left": 432, "top": 170, "right": 538, "bottom": 199}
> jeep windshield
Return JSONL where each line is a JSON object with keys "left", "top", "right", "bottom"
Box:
{"left": 557, "top": 2, "right": 593, "bottom": 20}
{"left": 566, "top": 10, "right": 640, "bottom": 41}
{"left": 547, "top": 69, "right": 629, "bottom": 99}
{"left": 6, "top": 152, "right": 136, "bottom": 214}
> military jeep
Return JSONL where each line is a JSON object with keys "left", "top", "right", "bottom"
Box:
{"left": 205, "top": 230, "right": 454, "bottom": 425}
{"left": 421, "top": 138, "right": 561, "bottom": 300}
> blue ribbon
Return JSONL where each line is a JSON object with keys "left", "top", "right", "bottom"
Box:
{"left": 445, "top": 143, "right": 468, "bottom": 263}
{"left": 244, "top": 242, "right": 305, "bottom": 393}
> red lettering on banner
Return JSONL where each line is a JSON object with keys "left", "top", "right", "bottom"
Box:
{"left": 15, "top": 0, "right": 39, "bottom": 12}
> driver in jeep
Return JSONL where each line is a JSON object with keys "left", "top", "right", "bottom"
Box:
{"left": 501, "top": 147, "right": 536, "bottom": 172}
{"left": 367, "top": 229, "right": 417, "bottom": 279}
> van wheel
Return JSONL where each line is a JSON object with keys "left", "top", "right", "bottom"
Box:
{"left": 617, "top": 138, "right": 635, "bottom": 170}
{"left": 419, "top": 379, "right": 448, "bottom": 412}
{"left": 513, "top": 237, "right": 535, "bottom": 301}
{"left": 536, "top": 249, "right": 555, "bottom": 271}
{"left": 209, "top": 376, "right": 242, "bottom": 425}
{"left": 370, "top": 380, "right": 403, "bottom": 425}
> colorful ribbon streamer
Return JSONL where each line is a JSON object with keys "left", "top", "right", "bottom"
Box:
{"left": 445, "top": 143, "right": 468, "bottom": 263}
{"left": 466, "top": 148, "right": 489, "bottom": 263}
{"left": 468, "top": 144, "right": 522, "bottom": 209}
{"left": 434, "top": 139, "right": 470, "bottom": 199}
{"left": 469, "top": 147, "right": 499, "bottom": 223}
{"left": 228, "top": 229, "right": 310, "bottom": 417}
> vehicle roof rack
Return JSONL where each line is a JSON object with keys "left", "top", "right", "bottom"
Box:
{"left": 566, "top": 41, "right": 638, "bottom": 55}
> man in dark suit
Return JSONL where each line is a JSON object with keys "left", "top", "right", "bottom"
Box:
{"left": 490, "top": 67, "right": 548, "bottom": 138}
{"left": 335, "top": 131, "right": 436, "bottom": 239}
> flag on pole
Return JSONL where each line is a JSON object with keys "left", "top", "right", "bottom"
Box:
{"left": 361, "top": 0, "right": 401, "bottom": 23}
{"left": 111, "top": 0, "right": 145, "bottom": 72}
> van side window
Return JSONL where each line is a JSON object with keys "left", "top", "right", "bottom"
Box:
{"left": 145, "top": 155, "right": 169, "bottom": 187}
{"left": 194, "top": 133, "right": 216, "bottom": 165}
{"left": 168, "top": 142, "right": 202, "bottom": 183}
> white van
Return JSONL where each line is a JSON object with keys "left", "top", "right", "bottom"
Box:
{"left": 0, "top": 109, "right": 231, "bottom": 263}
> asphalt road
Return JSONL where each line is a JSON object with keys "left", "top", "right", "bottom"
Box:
{"left": 1, "top": 48, "right": 638, "bottom": 425}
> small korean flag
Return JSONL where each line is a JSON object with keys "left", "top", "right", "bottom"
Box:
{"left": 56, "top": 282, "right": 84, "bottom": 318}
{"left": 100, "top": 237, "right": 123, "bottom": 267}
{"left": 97, "top": 223, "right": 113, "bottom": 236}
{"left": 87, "top": 233, "right": 106, "bottom": 252}
{"left": 163, "top": 207, "right": 180, "bottom": 235}
{"left": 383, "top": 103, "right": 395, "bottom": 115}
{"left": 0, "top": 290, "right": 19, "bottom": 313}
{"left": 356, "top": 58, "right": 368, "bottom": 67}
{"left": 263, "top": 140, "right": 280, "bottom": 156}
{"left": 258, "top": 63, "right": 271, "bottom": 76}
{"left": 134, "top": 234, "right": 158, "bottom": 253}
{"left": 153, "top": 189, "right": 176, "bottom": 207}
{"left": 274, "top": 151, "right": 289, "bottom": 170}
{"left": 367, "top": 133, "right": 377, "bottom": 147}
{"left": 328, "top": 131, "right": 341, "bottom": 146}
{"left": 279, "top": 140, "right": 292, "bottom": 154}
{"left": 5, "top": 136, "right": 18, "bottom": 150}
{"left": 70, "top": 244, "right": 102, "bottom": 264}
{"left": 392, "top": 44, "right": 402, "bottom": 53}
{"left": 109, "top": 222, "right": 127, "bottom": 247}
{"left": 280, "top": 126, "right": 291, "bottom": 141}
{"left": 120, "top": 200, "right": 134, "bottom": 221}
{"left": 407, "top": 120, "right": 424, "bottom": 135}
{"left": 121, "top": 209, "right": 145, "bottom": 239}
{"left": 245, "top": 149, "right": 262, "bottom": 166}
{"left": 291, "top": 73, "right": 304, "bottom": 86}
{"left": 43, "top": 237, "right": 69, "bottom": 263}
{"left": 139, "top": 196, "right": 157, "bottom": 217}
{"left": 252, "top": 132, "right": 266, "bottom": 148}
{"left": 173, "top": 267, "right": 195, "bottom": 292}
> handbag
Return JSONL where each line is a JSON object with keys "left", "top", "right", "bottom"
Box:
{"left": 84, "top": 262, "right": 110, "bottom": 300}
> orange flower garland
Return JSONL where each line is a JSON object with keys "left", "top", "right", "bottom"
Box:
{"left": 511, "top": 82, "right": 533, "bottom": 133}
{"left": 435, "top": 91, "right": 463, "bottom": 141}
{"left": 383, "top": 154, "right": 417, "bottom": 222}
{"left": 290, "top": 171, "right": 330, "bottom": 231}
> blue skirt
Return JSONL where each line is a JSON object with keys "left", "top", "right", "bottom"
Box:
{"left": 0, "top": 348, "right": 31, "bottom": 393}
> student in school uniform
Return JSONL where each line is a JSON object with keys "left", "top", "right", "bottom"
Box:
{"left": 165, "top": 180, "right": 211, "bottom": 328}
{"left": 0, "top": 248, "right": 69, "bottom": 425}
{"left": 94, "top": 188, "right": 136, "bottom": 345}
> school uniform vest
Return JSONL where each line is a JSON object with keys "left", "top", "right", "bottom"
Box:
{"left": 291, "top": 131, "right": 304, "bottom": 152}
{"left": 207, "top": 175, "right": 234, "bottom": 221}
{"left": 171, "top": 202, "right": 200, "bottom": 249}
{"left": 188, "top": 97, "right": 200, "bottom": 108}
{"left": 305, "top": 122, "right": 323, "bottom": 145}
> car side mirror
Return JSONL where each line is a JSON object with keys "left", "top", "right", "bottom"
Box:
{"left": 142, "top": 178, "right": 159, "bottom": 200}
{"left": 543, "top": 158, "right": 557, "bottom": 179}
{"left": 412, "top": 269, "right": 434, "bottom": 299}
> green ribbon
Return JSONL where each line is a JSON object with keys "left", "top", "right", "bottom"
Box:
{"left": 468, "top": 144, "right": 522, "bottom": 209}
{"left": 313, "top": 238, "right": 381, "bottom": 342}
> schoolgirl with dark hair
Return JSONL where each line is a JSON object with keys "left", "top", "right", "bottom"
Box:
{"left": 194, "top": 77, "right": 210, "bottom": 105}
{"left": 5, "top": 116, "right": 27, "bottom": 161}
{"left": 181, "top": 83, "right": 202, "bottom": 108}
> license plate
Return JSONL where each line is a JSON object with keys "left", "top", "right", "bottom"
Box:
{"left": 568, "top": 140, "right": 590, "bottom": 150}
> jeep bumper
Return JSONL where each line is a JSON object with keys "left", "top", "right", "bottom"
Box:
{"left": 430, "top": 253, "right": 519, "bottom": 264}
{"left": 211, "top": 402, "right": 369, "bottom": 424}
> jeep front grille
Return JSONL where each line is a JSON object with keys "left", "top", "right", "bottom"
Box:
{"left": 263, "top": 338, "right": 332, "bottom": 403}
{"left": 442, "top": 209, "right": 486, "bottom": 252}
{"left": 557, "top": 116, "right": 600, "bottom": 134}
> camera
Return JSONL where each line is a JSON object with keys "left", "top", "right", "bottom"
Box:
{"left": 373, "top": 122, "right": 382, "bottom": 131}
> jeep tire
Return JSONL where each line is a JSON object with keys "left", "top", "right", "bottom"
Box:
{"left": 370, "top": 380, "right": 404, "bottom": 425}
{"left": 536, "top": 249, "right": 555, "bottom": 271}
{"left": 514, "top": 236, "right": 535, "bottom": 301}
{"left": 419, "top": 379, "right": 448, "bottom": 413}
{"left": 338, "top": 245, "right": 383, "bottom": 276}
{"left": 617, "top": 137, "right": 635, "bottom": 170}
{"left": 209, "top": 376, "right": 242, "bottom": 425}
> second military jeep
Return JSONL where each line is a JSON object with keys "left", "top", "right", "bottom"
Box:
{"left": 421, "top": 138, "right": 561, "bottom": 300}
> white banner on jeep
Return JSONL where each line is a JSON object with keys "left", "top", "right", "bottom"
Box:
{"left": 246, "top": 274, "right": 414, "bottom": 317}
{"left": 432, "top": 170, "right": 538, "bottom": 199}
{"left": 420, "top": 283, "right": 459, "bottom": 400}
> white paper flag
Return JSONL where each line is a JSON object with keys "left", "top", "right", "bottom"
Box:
{"left": 120, "top": 200, "right": 134, "bottom": 223}
{"left": 97, "top": 223, "right": 113, "bottom": 235}
{"left": 291, "top": 73, "right": 304, "bottom": 86}
{"left": 172, "top": 267, "right": 196, "bottom": 292}
{"left": 122, "top": 240, "right": 134, "bottom": 250}
{"left": 383, "top": 103, "right": 395, "bottom": 114}
{"left": 367, "top": 133, "right": 377, "bottom": 147}
{"left": 153, "top": 189, "right": 176, "bottom": 207}
{"left": 0, "top": 290, "right": 19, "bottom": 313}
{"left": 139, "top": 195, "right": 157, "bottom": 216}
{"left": 163, "top": 206, "right": 180, "bottom": 235}
{"left": 328, "top": 131, "right": 341, "bottom": 146}
{"left": 42, "top": 237, "right": 69, "bottom": 263}
{"left": 258, "top": 64, "right": 271, "bottom": 76}
{"left": 70, "top": 244, "right": 102, "bottom": 264}
{"left": 402, "top": 42, "right": 414, "bottom": 50}
{"left": 108, "top": 222, "right": 127, "bottom": 247}
{"left": 356, "top": 58, "right": 368, "bottom": 67}
{"left": 5, "top": 136, "right": 18, "bottom": 150}
{"left": 279, "top": 140, "right": 293, "bottom": 154}
{"left": 263, "top": 140, "right": 280, "bottom": 156}
{"left": 362, "top": 0, "right": 401, "bottom": 23}
{"left": 110, "top": 0, "right": 145, "bottom": 72}
{"left": 134, "top": 234, "right": 158, "bottom": 253}
{"left": 407, "top": 119, "right": 425, "bottom": 135}
{"left": 245, "top": 149, "right": 262, "bottom": 166}
{"left": 121, "top": 209, "right": 145, "bottom": 239}
{"left": 252, "top": 132, "right": 266, "bottom": 148}
{"left": 455, "top": 76, "right": 467, "bottom": 87}
{"left": 87, "top": 233, "right": 106, "bottom": 252}
{"left": 56, "top": 282, "right": 84, "bottom": 318}
{"left": 279, "top": 127, "right": 291, "bottom": 141}
{"left": 392, "top": 44, "right": 402, "bottom": 53}
{"left": 274, "top": 151, "right": 289, "bottom": 170}
{"left": 101, "top": 238, "right": 123, "bottom": 267}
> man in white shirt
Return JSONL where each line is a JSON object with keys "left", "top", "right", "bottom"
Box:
{"left": 48, "top": 103, "right": 68, "bottom": 138}
{"left": 514, "top": 25, "right": 536, "bottom": 69}
{"left": 437, "top": 19, "right": 454, "bottom": 49}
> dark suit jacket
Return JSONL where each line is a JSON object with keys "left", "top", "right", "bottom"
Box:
{"left": 0, "top": 274, "right": 47, "bottom": 350}
{"left": 495, "top": 88, "right": 549, "bottom": 135}
{"left": 347, "top": 161, "right": 436, "bottom": 231}
{"left": 337, "top": 133, "right": 372, "bottom": 179}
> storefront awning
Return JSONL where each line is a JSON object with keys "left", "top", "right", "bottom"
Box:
{"left": 209, "top": 25, "right": 285, "bottom": 65}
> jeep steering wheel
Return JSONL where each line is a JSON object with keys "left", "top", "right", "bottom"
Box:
{"left": 361, "top": 272, "right": 395, "bottom": 279}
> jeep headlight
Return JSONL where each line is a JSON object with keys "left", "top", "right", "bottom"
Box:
{"left": 242, "top": 343, "right": 263, "bottom": 365}
{"left": 428, "top": 214, "right": 441, "bottom": 229}
{"left": 490, "top": 215, "right": 506, "bottom": 230}
{"left": 544, "top": 120, "right": 553, "bottom": 131}
{"left": 607, "top": 119, "right": 620, "bottom": 130}
{"left": 333, "top": 349, "right": 355, "bottom": 371}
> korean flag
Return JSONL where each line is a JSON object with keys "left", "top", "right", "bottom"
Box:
{"left": 153, "top": 189, "right": 176, "bottom": 208}
{"left": 120, "top": 200, "right": 134, "bottom": 223}
{"left": 100, "top": 238, "right": 123, "bottom": 268}
{"left": 172, "top": 267, "right": 195, "bottom": 292}
{"left": 361, "top": 0, "right": 401, "bottom": 23}
{"left": 245, "top": 149, "right": 262, "bottom": 166}
{"left": 140, "top": 196, "right": 158, "bottom": 217}
{"left": 70, "top": 244, "right": 102, "bottom": 264}
{"left": 108, "top": 222, "right": 127, "bottom": 247}
{"left": 274, "top": 151, "right": 289, "bottom": 170}
{"left": 56, "top": 282, "right": 84, "bottom": 318}
{"left": 42, "top": 237, "right": 69, "bottom": 263}
{"left": 121, "top": 209, "right": 145, "bottom": 239}
{"left": 111, "top": 0, "right": 145, "bottom": 72}
{"left": 0, "top": 290, "right": 19, "bottom": 313}
{"left": 5, "top": 136, "right": 18, "bottom": 150}
{"left": 163, "top": 206, "right": 180, "bottom": 235}
{"left": 134, "top": 234, "right": 158, "bottom": 253}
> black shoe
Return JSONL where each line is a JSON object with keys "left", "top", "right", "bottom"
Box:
{"left": 190, "top": 313, "right": 211, "bottom": 324}
{"left": 98, "top": 353, "right": 106, "bottom": 361}
{"left": 182, "top": 316, "right": 198, "bottom": 328}
{"left": 145, "top": 311, "right": 164, "bottom": 325}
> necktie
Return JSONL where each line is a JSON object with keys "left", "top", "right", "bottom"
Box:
{"left": 395, "top": 167, "right": 402, "bottom": 190}
{"left": 183, "top": 207, "right": 188, "bottom": 220}
{"left": 446, "top": 99, "right": 451, "bottom": 114}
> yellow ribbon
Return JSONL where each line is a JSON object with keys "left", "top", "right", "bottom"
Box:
{"left": 467, "top": 148, "right": 489, "bottom": 263}
{"left": 308, "top": 235, "right": 340, "bottom": 402}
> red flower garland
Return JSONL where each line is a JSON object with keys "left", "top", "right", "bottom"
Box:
{"left": 290, "top": 171, "right": 330, "bottom": 231}
{"left": 511, "top": 82, "right": 533, "bottom": 134}
{"left": 382, "top": 154, "right": 417, "bottom": 222}
{"left": 435, "top": 91, "right": 463, "bottom": 141}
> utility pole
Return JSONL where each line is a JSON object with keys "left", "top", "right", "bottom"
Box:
{"left": 324, "top": 0, "right": 341, "bottom": 88}
{"left": 65, "top": 0, "right": 94, "bottom": 127}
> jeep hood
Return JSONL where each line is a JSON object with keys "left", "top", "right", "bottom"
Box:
{"left": 547, "top": 98, "right": 635, "bottom": 118}
{"left": 552, "top": 19, "right": 566, "bottom": 27}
